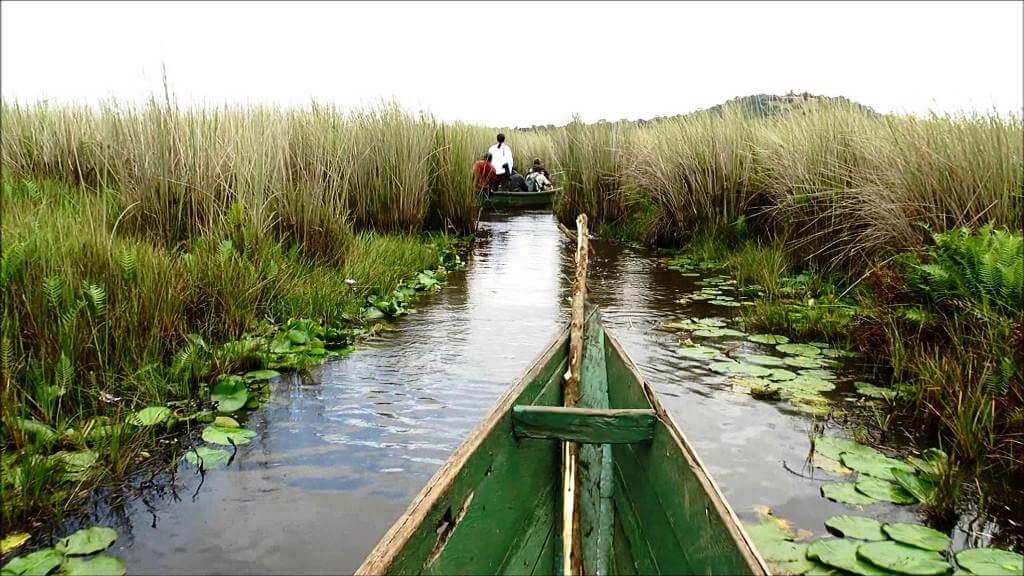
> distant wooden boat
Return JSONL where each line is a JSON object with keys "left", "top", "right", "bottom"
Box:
{"left": 482, "top": 187, "right": 560, "bottom": 208}
{"left": 357, "top": 216, "right": 766, "bottom": 576}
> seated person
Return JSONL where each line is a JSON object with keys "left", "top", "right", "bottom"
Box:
{"left": 508, "top": 169, "right": 529, "bottom": 192}
{"left": 473, "top": 153, "right": 497, "bottom": 191}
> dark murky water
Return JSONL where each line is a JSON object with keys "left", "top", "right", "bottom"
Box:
{"left": 63, "top": 211, "right": 1019, "bottom": 573}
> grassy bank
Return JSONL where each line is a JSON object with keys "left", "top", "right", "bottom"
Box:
{"left": 0, "top": 174, "right": 465, "bottom": 535}
{"left": 545, "top": 102, "right": 1022, "bottom": 492}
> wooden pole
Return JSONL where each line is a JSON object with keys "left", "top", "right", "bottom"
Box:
{"left": 562, "top": 213, "right": 588, "bottom": 575}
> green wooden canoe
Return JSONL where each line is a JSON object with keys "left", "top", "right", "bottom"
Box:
{"left": 482, "top": 188, "right": 559, "bottom": 208}
{"left": 356, "top": 309, "right": 768, "bottom": 575}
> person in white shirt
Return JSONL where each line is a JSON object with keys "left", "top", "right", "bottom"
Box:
{"left": 487, "top": 133, "right": 514, "bottom": 189}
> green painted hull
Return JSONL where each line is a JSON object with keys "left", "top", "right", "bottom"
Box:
{"left": 358, "top": 310, "right": 767, "bottom": 575}
{"left": 482, "top": 189, "right": 558, "bottom": 208}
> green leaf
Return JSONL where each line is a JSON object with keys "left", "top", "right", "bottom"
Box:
{"left": 678, "top": 345, "right": 722, "bottom": 360}
{"left": 955, "top": 548, "right": 1023, "bottom": 576}
{"left": 286, "top": 329, "right": 309, "bottom": 344}
{"left": 1, "top": 548, "right": 63, "bottom": 576}
{"left": 824, "top": 515, "right": 888, "bottom": 541}
{"left": 854, "top": 382, "right": 895, "bottom": 400}
{"left": 127, "top": 406, "right": 171, "bottom": 426}
{"left": 840, "top": 451, "right": 916, "bottom": 482}
{"left": 709, "top": 361, "right": 773, "bottom": 377}
{"left": 60, "top": 555, "right": 126, "bottom": 576}
{"left": 856, "top": 541, "right": 950, "bottom": 575}
{"left": 201, "top": 425, "right": 256, "bottom": 446}
{"left": 742, "top": 354, "right": 787, "bottom": 367}
{"left": 749, "top": 334, "right": 790, "bottom": 345}
{"left": 773, "top": 556, "right": 820, "bottom": 575}
{"left": 767, "top": 368, "right": 799, "bottom": 382}
{"left": 55, "top": 526, "right": 118, "bottom": 556}
{"left": 12, "top": 418, "right": 59, "bottom": 444}
{"left": 883, "top": 523, "right": 950, "bottom": 552}
{"left": 821, "top": 482, "right": 879, "bottom": 505}
{"left": 855, "top": 477, "right": 917, "bottom": 504}
{"left": 212, "top": 416, "right": 239, "bottom": 428}
{"left": 0, "top": 532, "right": 31, "bottom": 554}
{"left": 693, "top": 327, "right": 746, "bottom": 338}
{"left": 243, "top": 369, "right": 280, "bottom": 381}
{"left": 807, "top": 539, "right": 889, "bottom": 576}
{"left": 211, "top": 376, "right": 248, "bottom": 413}
{"left": 813, "top": 436, "right": 883, "bottom": 462}
{"left": 182, "top": 446, "right": 231, "bottom": 468}
{"left": 892, "top": 468, "right": 935, "bottom": 504}
{"left": 784, "top": 356, "right": 827, "bottom": 369}
{"left": 777, "top": 343, "right": 821, "bottom": 357}
{"left": 52, "top": 450, "right": 98, "bottom": 480}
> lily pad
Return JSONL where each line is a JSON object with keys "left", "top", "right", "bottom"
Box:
{"left": 855, "top": 477, "right": 917, "bottom": 504}
{"left": 955, "top": 548, "right": 1023, "bottom": 576}
{"left": 710, "top": 299, "right": 742, "bottom": 307}
{"left": 784, "top": 356, "right": 827, "bottom": 369}
{"left": 841, "top": 452, "right": 916, "bottom": 482}
{"left": 0, "top": 532, "right": 31, "bottom": 554}
{"left": 855, "top": 382, "right": 895, "bottom": 400}
{"left": 810, "top": 342, "right": 832, "bottom": 349}
{"left": 883, "top": 523, "right": 950, "bottom": 552}
{"left": 201, "top": 425, "right": 257, "bottom": 446}
{"left": 710, "top": 361, "right": 774, "bottom": 377}
{"left": 0, "top": 548, "right": 64, "bottom": 576}
{"left": 212, "top": 416, "right": 240, "bottom": 428}
{"left": 693, "top": 327, "right": 746, "bottom": 338}
{"left": 813, "top": 454, "right": 854, "bottom": 475}
{"left": 856, "top": 540, "right": 950, "bottom": 575}
{"left": 128, "top": 406, "right": 171, "bottom": 427}
{"left": 777, "top": 343, "right": 822, "bottom": 357}
{"left": 799, "top": 369, "right": 838, "bottom": 381}
{"left": 678, "top": 345, "right": 722, "bottom": 360}
{"left": 892, "top": 469, "right": 934, "bottom": 504}
{"left": 807, "top": 538, "right": 889, "bottom": 575}
{"left": 814, "top": 436, "right": 884, "bottom": 462}
{"left": 824, "top": 515, "right": 888, "bottom": 541}
{"left": 56, "top": 526, "right": 117, "bottom": 556}
{"left": 782, "top": 376, "right": 836, "bottom": 393}
{"left": 767, "top": 369, "right": 799, "bottom": 382}
{"left": 742, "top": 355, "right": 787, "bottom": 367}
{"left": 244, "top": 369, "right": 281, "bottom": 381}
{"left": 821, "top": 348, "right": 856, "bottom": 358}
{"left": 773, "top": 556, "right": 819, "bottom": 575}
{"left": 211, "top": 376, "right": 248, "bottom": 413}
{"left": 52, "top": 450, "right": 99, "bottom": 480}
{"left": 749, "top": 334, "right": 790, "bottom": 345}
{"left": 183, "top": 446, "right": 231, "bottom": 468}
{"left": 821, "top": 482, "right": 879, "bottom": 505}
{"left": 61, "top": 555, "right": 126, "bottom": 576}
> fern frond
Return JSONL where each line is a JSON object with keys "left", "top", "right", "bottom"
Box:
{"left": 43, "top": 275, "right": 64, "bottom": 311}
{"left": 56, "top": 352, "right": 74, "bottom": 390}
{"left": 117, "top": 249, "right": 137, "bottom": 281}
{"left": 83, "top": 282, "right": 107, "bottom": 317}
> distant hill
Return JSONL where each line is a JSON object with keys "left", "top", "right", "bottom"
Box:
{"left": 514, "top": 92, "right": 878, "bottom": 131}
{"left": 697, "top": 92, "right": 879, "bottom": 119}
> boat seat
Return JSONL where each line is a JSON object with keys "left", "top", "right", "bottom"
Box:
{"left": 511, "top": 405, "right": 657, "bottom": 444}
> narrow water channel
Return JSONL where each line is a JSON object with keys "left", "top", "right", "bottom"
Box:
{"left": 70, "top": 210, "right": 1016, "bottom": 573}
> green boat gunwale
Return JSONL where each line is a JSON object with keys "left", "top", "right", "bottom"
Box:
{"left": 356, "top": 318, "right": 768, "bottom": 575}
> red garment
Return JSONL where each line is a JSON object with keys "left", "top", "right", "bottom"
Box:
{"left": 472, "top": 159, "right": 496, "bottom": 189}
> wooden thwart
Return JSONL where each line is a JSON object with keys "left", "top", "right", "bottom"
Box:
{"left": 512, "top": 406, "right": 657, "bottom": 444}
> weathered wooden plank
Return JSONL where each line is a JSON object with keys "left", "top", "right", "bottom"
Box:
{"left": 612, "top": 444, "right": 693, "bottom": 574}
{"left": 498, "top": 484, "right": 557, "bottom": 575}
{"left": 511, "top": 406, "right": 657, "bottom": 444}
{"left": 611, "top": 506, "right": 639, "bottom": 576}
{"left": 610, "top": 470, "right": 659, "bottom": 575}
{"left": 563, "top": 214, "right": 589, "bottom": 576}
{"left": 603, "top": 331, "right": 769, "bottom": 575}
{"left": 578, "top": 312, "right": 614, "bottom": 575}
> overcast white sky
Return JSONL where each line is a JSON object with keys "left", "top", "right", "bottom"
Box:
{"left": 2, "top": 1, "right": 1021, "bottom": 126}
